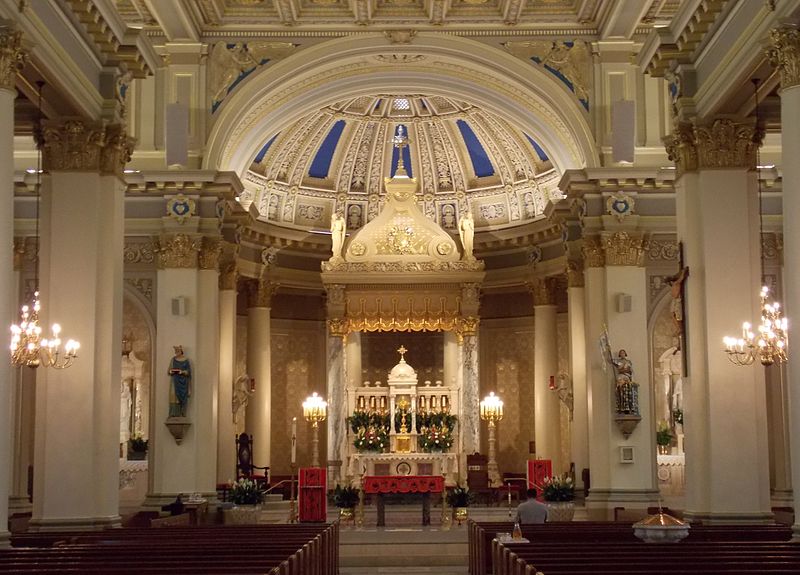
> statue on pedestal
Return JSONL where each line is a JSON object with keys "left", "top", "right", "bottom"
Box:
{"left": 168, "top": 345, "right": 192, "bottom": 417}
{"left": 601, "top": 333, "right": 640, "bottom": 416}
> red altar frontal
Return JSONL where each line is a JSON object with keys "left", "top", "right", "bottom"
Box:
{"left": 362, "top": 475, "right": 444, "bottom": 526}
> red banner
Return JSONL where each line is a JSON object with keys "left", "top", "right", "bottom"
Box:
{"left": 362, "top": 475, "right": 444, "bottom": 494}
{"left": 299, "top": 467, "right": 327, "bottom": 522}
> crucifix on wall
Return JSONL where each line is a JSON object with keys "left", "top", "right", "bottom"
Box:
{"left": 665, "top": 242, "right": 689, "bottom": 377}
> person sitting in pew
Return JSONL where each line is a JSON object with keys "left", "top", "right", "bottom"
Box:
{"left": 515, "top": 488, "right": 549, "bottom": 524}
{"left": 161, "top": 493, "right": 185, "bottom": 516}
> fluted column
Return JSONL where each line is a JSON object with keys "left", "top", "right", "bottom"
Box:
{"left": 246, "top": 279, "right": 275, "bottom": 472}
{"left": 531, "top": 277, "right": 562, "bottom": 473}
{"left": 217, "top": 251, "right": 238, "bottom": 484}
{"left": 567, "top": 261, "right": 589, "bottom": 492}
{"left": 0, "top": 26, "right": 24, "bottom": 544}
{"left": 769, "top": 25, "right": 800, "bottom": 534}
{"left": 665, "top": 117, "right": 771, "bottom": 523}
{"left": 32, "top": 119, "right": 133, "bottom": 530}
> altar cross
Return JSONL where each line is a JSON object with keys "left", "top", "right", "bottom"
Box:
{"left": 397, "top": 345, "right": 407, "bottom": 360}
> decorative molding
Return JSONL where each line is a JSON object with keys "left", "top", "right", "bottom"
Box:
{"left": 646, "top": 239, "right": 679, "bottom": 261}
{"left": 606, "top": 192, "right": 635, "bottom": 222}
{"left": 664, "top": 119, "right": 761, "bottom": 176}
{"left": 762, "top": 232, "right": 783, "bottom": 261}
{"left": 166, "top": 194, "right": 196, "bottom": 224}
{"left": 124, "top": 239, "right": 156, "bottom": 265}
{"left": 40, "top": 120, "right": 134, "bottom": 177}
{"left": 198, "top": 236, "right": 222, "bottom": 270}
{"left": 0, "top": 25, "right": 26, "bottom": 92}
{"left": 529, "top": 277, "right": 558, "bottom": 306}
{"left": 603, "top": 231, "right": 647, "bottom": 267}
{"left": 155, "top": 234, "right": 200, "bottom": 269}
{"left": 13, "top": 237, "right": 25, "bottom": 271}
{"left": 219, "top": 242, "right": 239, "bottom": 290}
{"left": 768, "top": 25, "right": 800, "bottom": 90}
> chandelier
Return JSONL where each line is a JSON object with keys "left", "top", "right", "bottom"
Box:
{"left": 723, "top": 79, "right": 788, "bottom": 367}
{"left": 9, "top": 82, "right": 79, "bottom": 369}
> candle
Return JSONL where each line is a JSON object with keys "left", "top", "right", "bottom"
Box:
{"left": 291, "top": 417, "right": 297, "bottom": 464}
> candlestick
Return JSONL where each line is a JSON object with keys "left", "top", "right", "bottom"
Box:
{"left": 291, "top": 417, "right": 297, "bottom": 464}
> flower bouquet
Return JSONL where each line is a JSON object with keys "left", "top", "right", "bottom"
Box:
{"left": 229, "top": 477, "right": 265, "bottom": 505}
{"left": 541, "top": 474, "right": 575, "bottom": 502}
{"left": 353, "top": 425, "right": 388, "bottom": 453}
{"left": 418, "top": 424, "right": 454, "bottom": 452}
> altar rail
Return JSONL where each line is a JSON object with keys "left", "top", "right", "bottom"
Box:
{"left": 5, "top": 523, "right": 339, "bottom": 575}
{"left": 468, "top": 521, "right": 794, "bottom": 575}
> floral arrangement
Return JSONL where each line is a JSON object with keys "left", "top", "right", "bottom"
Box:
{"left": 656, "top": 420, "right": 673, "bottom": 446}
{"left": 229, "top": 477, "right": 265, "bottom": 505}
{"left": 541, "top": 474, "right": 575, "bottom": 502}
{"left": 446, "top": 485, "right": 471, "bottom": 507}
{"left": 128, "top": 434, "right": 148, "bottom": 452}
{"left": 333, "top": 484, "right": 360, "bottom": 508}
{"left": 353, "top": 425, "right": 388, "bottom": 453}
{"left": 347, "top": 410, "right": 390, "bottom": 434}
{"left": 418, "top": 424, "right": 454, "bottom": 452}
{"left": 417, "top": 411, "right": 458, "bottom": 433}
{"left": 673, "top": 408, "right": 684, "bottom": 426}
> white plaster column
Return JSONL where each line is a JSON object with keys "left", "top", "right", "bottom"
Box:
{"left": 31, "top": 121, "right": 131, "bottom": 530}
{"left": 245, "top": 279, "right": 274, "bottom": 470}
{"left": 766, "top": 363, "right": 793, "bottom": 504}
{"left": 345, "top": 331, "right": 362, "bottom": 388}
{"left": 668, "top": 119, "right": 771, "bottom": 523}
{"left": 144, "top": 234, "right": 222, "bottom": 507}
{"left": 216, "top": 256, "right": 237, "bottom": 484}
{"left": 769, "top": 26, "right": 800, "bottom": 532}
{"left": 0, "top": 28, "right": 24, "bottom": 543}
{"left": 567, "top": 263, "right": 589, "bottom": 492}
{"left": 531, "top": 277, "right": 562, "bottom": 473}
{"left": 443, "top": 330, "right": 459, "bottom": 389}
{"left": 327, "top": 334, "right": 345, "bottom": 483}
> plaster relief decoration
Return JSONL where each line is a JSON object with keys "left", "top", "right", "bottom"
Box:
{"left": 473, "top": 197, "right": 509, "bottom": 226}
{"left": 166, "top": 194, "right": 196, "bottom": 224}
{"left": 605, "top": 192, "right": 635, "bottom": 222}
{"left": 209, "top": 41, "right": 296, "bottom": 111}
{"left": 504, "top": 40, "right": 590, "bottom": 110}
{"left": 296, "top": 201, "right": 329, "bottom": 226}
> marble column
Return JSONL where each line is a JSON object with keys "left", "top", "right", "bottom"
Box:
{"left": 9, "top": 240, "right": 35, "bottom": 516}
{"left": 245, "top": 279, "right": 274, "bottom": 471}
{"left": 567, "top": 261, "right": 589, "bottom": 492}
{"left": 31, "top": 120, "right": 132, "bottom": 530}
{"left": 0, "top": 26, "right": 24, "bottom": 544}
{"left": 666, "top": 118, "right": 771, "bottom": 523}
{"left": 769, "top": 26, "right": 800, "bottom": 533}
{"left": 531, "top": 277, "right": 562, "bottom": 473}
{"left": 460, "top": 333, "right": 480, "bottom": 457}
{"left": 217, "top": 254, "right": 237, "bottom": 484}
{"left": 144, "top": 234, "right": 221, "bottom": 508}
{"left": 327, "top": 334, "right": 345, "bottom": 483}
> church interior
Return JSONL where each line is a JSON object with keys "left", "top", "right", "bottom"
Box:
{"left": 3, "top": 0, "right": 800, "bottom": 573}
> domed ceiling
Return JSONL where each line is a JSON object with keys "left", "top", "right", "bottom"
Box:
{"left": 241, "top": 95, "right": 563, "bottom": 234}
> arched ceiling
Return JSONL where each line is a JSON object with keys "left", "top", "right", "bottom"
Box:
{"left": 242, "top": 94, "right": 562, "bottom": 233}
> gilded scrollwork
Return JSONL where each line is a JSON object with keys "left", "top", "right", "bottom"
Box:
{"left": 199, "top": 237, "right": 222, "bottom": 270}
{"left": 646, "top": 238, "right": 679, "bottom": 261}
{"left": 125, "top": 277, "right": 154, "bottom": 304}
{"left": 566, "top": 259, "right": 584, "bottom": 288}
{"left": 155, "top": 233, "right": 200, "bottom": 269}
{"left": 768, "top": 25, "right": 800, "bottom": 89}
{"left": 40, "top": 120, "right": 134, "bottom": 177}
{"left": 124, "top": 239, "right": 157, "bottom": 265}
{"left": 603, "top": 231, "right": 647, "bottom": 267}
{"left": 529, "top": 277, "right": 558, "bottom": 306}
{"left": 581, "top": 236, "right": 605, "bottom": 268}
{"left": 664, "top": 118, "right": 761, "bottom": 176}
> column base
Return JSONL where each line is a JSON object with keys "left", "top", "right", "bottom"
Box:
{"left": 770, "top": 488, "right": 794, "bottom": 506}
{"left": 0, "top": 530, "right": 9, "bottom": 549}
{"left": 683, "top": 510, "right": 774, "bottom": 525}
{"left": 585, "top": 488, "right": 661, "bottom": 520}
{"left": 27, "top": 515, "right": 122, "bottom": 532}
{"left": 8, "top": 495, "right": 32, "bottom": 515}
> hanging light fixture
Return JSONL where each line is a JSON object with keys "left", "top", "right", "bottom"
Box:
{"left": 9, "top": 81, "right": 79, "bottom": 369}
{"left": 723, "top": 79, "right": 788, "bottom": 367}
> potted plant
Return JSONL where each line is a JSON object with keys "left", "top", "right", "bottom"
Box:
{"left": 656, "top": 421, "right": 673, "bottom": 455}
{"left": 446, "top": 485, "right": 471, "bottom": 525}
{"left": 224, "top": 478, "right": 264, "bottom": 524}
{"left": 127, "top": 435, "right": 148, "bottom": 460}
{"left": 541, "top": 474, "right": 576, "bottom": 522}
{"left": 333, "top": 484, "right": 360, "bottom": 521}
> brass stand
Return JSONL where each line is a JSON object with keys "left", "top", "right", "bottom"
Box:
{"left": 288, "top": 462, "right": 298, "bottom": 523}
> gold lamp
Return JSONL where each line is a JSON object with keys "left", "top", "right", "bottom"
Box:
{"left": 303, "top": 392, "right": 327, "bottom": 468}
{"left": 9, "top": 82, "right": 79, "bottom": 369}
{"left": 480, "top": 391, "right": 504, "bottom": 487}
{"left": 723, "top": 79, "right": 788, "bottom": 367}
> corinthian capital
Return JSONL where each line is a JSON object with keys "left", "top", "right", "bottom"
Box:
{"left": 768, "top": 25, "right": 800, "bottom": 89}
{"left": 155, "top": 233, "right": 200, "bottom": 269}
{"left": 0, "top": 26, "right": 25, "bottom": 92}
{"left": 603, "top": 231, "right": 647, "bottom": 267}
{"left": 581, "top": 237, "right": 605, "bottom": 268}
{"left": 664, "top": 118, "right": 761, "bottom": 176}
{"left": 566, "top": 259, "right": 584, "bottom": 288}
{"left": 40, "top": 119, "right": 134, "bottom": 177}
{"left": 250, "top": 278, "right": 278, "bottom": 308}
{"left": 199, "top": 237, "right": 222, "bottom": 270}
{"left": 529, "top": 277, "right": 558, "bottom": 306}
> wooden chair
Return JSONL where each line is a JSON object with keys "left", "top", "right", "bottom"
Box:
{"left": 235, "top": 433, "right": 269, "bottom": 487}
{"left": 467, "top": 452, "right": 496, "bottom": 504}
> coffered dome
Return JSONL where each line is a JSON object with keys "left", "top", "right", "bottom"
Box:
{"left": 241, "top": 95, "right": 563, "bottom": 233}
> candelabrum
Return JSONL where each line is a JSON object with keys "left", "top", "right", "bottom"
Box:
{"left": 10, "top": 292, "right": 80, "bottom": 369}
{"left": 480, "top": 391, "right": 504, "bottom": 487}
{"left": 723, "top": 286, "right": 788, "bottom": 367}
{"left": 303, "top": 392, "right": 327, "bottom": 468}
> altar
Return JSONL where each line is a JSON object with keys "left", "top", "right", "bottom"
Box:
{"left": 349, "top": 452, "right": 458, "bottom": 484}
{"left": 363, "top": 475, "right": 444, "bottom": 526}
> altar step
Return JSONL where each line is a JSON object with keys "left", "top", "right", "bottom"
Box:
{"left": 339, "top": 525, "right": 468, "bottom": 570}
